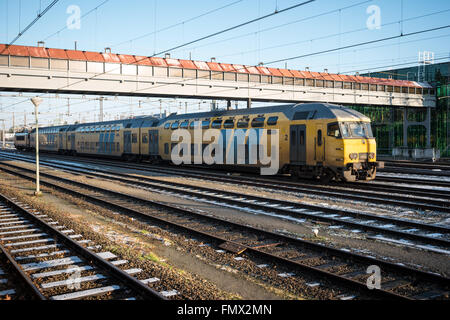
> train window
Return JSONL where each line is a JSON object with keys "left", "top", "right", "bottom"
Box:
{"left": 211, "top": 120, "right": 222, "bottom": 129}
{"left": 299, "top": 131, "right": 305, "bottom": 145}
{"left": 251, "top": 117, "right": 265, "bottom": 128}
{"left": 116, "top": 142, "right": 120, "bottom": 150}
{"left": 132, "top": 133, "right": 138, "bottom": 143}
{"left": 223, "top": 119, "right": 234, "bottom": 128}
{"left": 180, "top": 120, "right": 189, "bottom": 129}
{"left": 164, "top": 143, "right": 169, "bottom": 154}
{"left": 327, "top": 123, "right": 341, "bottom": 138}
{"left": 291, "top": 130, "right": 296, "bottom": 146}
{"left": 171, "top": 122, "right": 179, "bottom": 130}
{"left": 189, "top": 121, "right": 200, "bottom": 129}
{"left": 237, "top": 118, "right": 249, "bottom": 128}
{"left": 293, "top": 111, "right": 310, "bottom": 120}
{"left": 317, "top": 130, "right": 322, "bottom": 146}
{"left": 164, "top": 122, "right": 171, "bottom": 129}
{"left": 267, "top": 116, "right": 278, "bottom": 126}
{"left": 142, "top": 134, "right": 148, "bottom": 143}
{"left": 202, "top": 120, "right": 210, "bottom": 129}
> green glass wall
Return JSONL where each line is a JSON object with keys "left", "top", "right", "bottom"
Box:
{"left": 350, "top": 88, "right": 450, "bottom": 157}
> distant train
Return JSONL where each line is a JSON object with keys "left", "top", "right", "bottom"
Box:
{"left": 14, "top": 103, "right": 382, "bottom": 181}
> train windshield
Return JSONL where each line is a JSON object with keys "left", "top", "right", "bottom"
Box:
{"left": 340, "top": 122, "right": 373, "bottom": 138}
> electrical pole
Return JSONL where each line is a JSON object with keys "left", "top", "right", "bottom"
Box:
{"left": 31, "top": 97, "right": 43, "bottom": 196}
{"left": 99, "top": 97, "right": 104, "bottom": 122}
{"left": 0, "top": 120, "right": 5, "bottom": 149}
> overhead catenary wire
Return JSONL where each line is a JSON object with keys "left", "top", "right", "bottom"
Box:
{"left": 110, "top": 0, "right": 245, "bottom": 48}
{"left": 262, "top": 24, "right": 450, "bottom": 66}
{"left": 215, "top": 8, "right": 450, "bottom": 60}
{"left": 4, "top": 0, "right": 59, "bottom": 48}
{"left": 150, "top": 0, "right": 316, "bottom": 57}
{"left": 171, "top": 0, "right": 373, "bottom": 55}
{"left": 42, "top": 0, "right": 111, "bottom": 41}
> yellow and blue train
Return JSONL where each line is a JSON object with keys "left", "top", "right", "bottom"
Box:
{"left": 14, "top": 103, "right": 382, "bottom": 181}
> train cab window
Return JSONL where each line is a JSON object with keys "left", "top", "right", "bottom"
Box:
{"left": 364, "top": 123, "right": 373, "bottom": 138}
{"left": 142, "top": 133, "right": 148, "bottom": 143}
{"left": 223, "top": 119, "right": 234, "bottom": 128}
{"left": 171, "top": 122, "right": 179, "bottom": 130}
{"left": 164, "top": 122, "right": 171, "bottom": 129}
{"left": 327, "top": 123, "right": 341, "bottom": 138}
{"left": 251, "top": 117, "right": 265, "bottom": 128}
{"left": 317, "top": 130, "right": 322, "bottom": 146}
{"left": 348, "top": 122, "right": 365, "bottom": 138}
{"left": 237, "top": 118, "right": 249, "bottom": 128}
{"left": 132, "top": 133, "right": 138, "bottom": 143}
{"left": 180, "top": 120, "right": 189, "bottom": 129}
{"left": 340, "top": 123, "right": 350, "bottom": 138}
{"left": 211, "top": 120, "right": 222, "bottom": 129}
{"left": 96, "top": 126, "right": 101, "bottom": 132}
{"left": 201, "top": 120, "right": 210, "bottom": 129}
{"left": 267, "top": 116, "right": 278, "bottom": 126}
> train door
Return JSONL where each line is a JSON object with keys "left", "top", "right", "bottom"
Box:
{"left": 315, "top": 124, "right": 324, "bottom": 162}
{"left": 124, "top": 131, "right": 132, "bottom": 154}
{"left": 148, "top": 130, "right": 159, "bottom": 155}
{"left": 59, "top": 133, "right": 63, "bottom": 150}
{"left": 70, "top": 133, "right": 75, "bottom": 150}
{"left": 289, "top": 125, "right": 306, "bottom": 164}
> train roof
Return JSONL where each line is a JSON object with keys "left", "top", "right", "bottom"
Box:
{"left": 27, "top": 103, "right": 368, "bottom": 133}
{"left": 161, "top": 103, "right": 370, "bottom": 122}
{"left": 30, "top": 116, "right": 160, "bottom": 132}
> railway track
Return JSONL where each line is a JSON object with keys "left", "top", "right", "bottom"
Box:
{"left": 8, "top": 149, "right": 450, "bottom": 190}
{"left": 383, "top": 160, "right": 450, "bottom": 171}
{"left": 3, "top": 151, "right": 450, "bottom": 214}
{"left": 0, "top": 157, "right": 449, "bottom": 300}
{"left": 0, "top": 243, "right": 44, "bottom": 300}
{"left": 1, "top": 154, "right": 449, "bottom": 250}
{"left": 0, "top": 192, "right": 167, "bottom": 300}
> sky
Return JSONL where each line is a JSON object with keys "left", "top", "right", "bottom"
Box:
{"left": 0, "top": 0, "right": 449, "bottom": 129}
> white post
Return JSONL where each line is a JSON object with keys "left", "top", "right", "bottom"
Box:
{"left": 1, "top": 120, "right": 5, "bottom": 149}
{"left": 31, "top": 97, "right": 43, "bottom": 196}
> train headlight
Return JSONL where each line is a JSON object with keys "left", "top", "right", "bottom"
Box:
{"left": 368, "top": 152, "right": 375, "bottom": 159}
{"left": 349, "top": 153, "right": 358, "bottom": 160}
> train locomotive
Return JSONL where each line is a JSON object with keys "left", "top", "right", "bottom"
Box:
{"left": 14, "top": 103, "right": 382, "bottom": 181}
